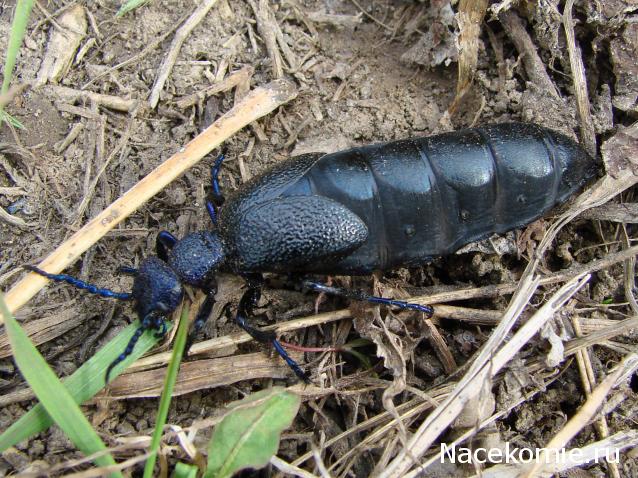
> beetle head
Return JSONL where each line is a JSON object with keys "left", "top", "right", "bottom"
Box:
{"left": 132, "top": 256, "right": 184, "bottom": 318}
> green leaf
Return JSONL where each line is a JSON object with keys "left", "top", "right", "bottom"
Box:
{"left": 143, "top": 304, "right": 190, "bottom": 478}
{"left": 205, "top": 388, "right": 300, "bottom": 478}
{"left": 0, "top": 318, "right": 172, "bottom": 450}
{"left": 116, "top": 0, "right": 150, "bottom": 17}
{"left": 172, "top": 462, "right": 199, "bottom": 478}
{"left": 0, "top": 294, "right": 122, "bottom": 476}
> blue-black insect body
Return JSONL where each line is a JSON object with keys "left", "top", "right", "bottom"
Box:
{"left": 27, "top": 122, "right": 597, "bottom": 382}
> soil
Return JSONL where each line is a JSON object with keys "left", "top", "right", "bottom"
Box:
{"left": 0, "top": 0, "right": 637, "bottom": 476}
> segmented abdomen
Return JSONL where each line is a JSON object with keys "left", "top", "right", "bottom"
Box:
{"left": 299, "top": 123, "right": 596, "bottom": 273}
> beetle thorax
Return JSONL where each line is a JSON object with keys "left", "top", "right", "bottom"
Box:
{"left": 167, "top": 231, "right": 225, "bottom": 287}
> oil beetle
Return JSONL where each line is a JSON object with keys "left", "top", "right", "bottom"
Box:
{"left": 28, "top": 122, "right": 597, "bottom": 382}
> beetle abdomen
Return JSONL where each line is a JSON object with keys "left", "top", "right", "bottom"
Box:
{"left": 288, "top": 123, "right": 596, "bottom": 273}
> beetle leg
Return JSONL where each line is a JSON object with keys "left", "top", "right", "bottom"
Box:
{"left": 206, "top": 200, "right": 218, "bottom": 225}
{"left": 211, "top": 153, "right": 226, "bottom": 206}
{"left": 156, "top": 231, "right": 178, "bottom": 262}
{"left": 25, "top": 265, "right": 132, "bottom": 300}
{"left": 235, "top": 284, "right": 310, "bottom": 382}
{"left": 105, "top": 313, "right": 155, "bottom": 383}
{"left": 184, "top": 284, "right": 218, "bottom": 355}
{"left": 302, "top": 279, "right": 434, "bottom": 317}
{"left": 154, "top": 316, "right": 168, "bottom": 339}
{"left": 117, "top": 266, "right": 138, "bottom": 275}
{"left": 207, "top": 154, "right": 227, "bottom": 226}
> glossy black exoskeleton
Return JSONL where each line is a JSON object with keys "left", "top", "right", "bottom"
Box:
{"left": 28, "top": 123, "right": 597, "bottom": 382}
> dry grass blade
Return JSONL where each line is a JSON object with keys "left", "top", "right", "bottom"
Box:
{"left": 270, "top": 456, "right": 320, "bottom": 478}
{"left": 520, "top": 353, "right": 638, "bottom": 477}
{"left": 2, "top": 79, "right": 298, "bottom": 322}
{"left": 571, "top": 317, "right": 621, "bottom": 478}
{"left": 379, "top": 274, "right": 589, "bottom": 477}
{"left": 476, "top": 430, "right": 638, "bottom": 478}
{"left": 102, "top": 351, "right": 302, "bottom": 400}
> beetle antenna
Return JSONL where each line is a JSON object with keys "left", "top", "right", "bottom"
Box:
{"left": 25, "top": 265, "right": 132, "bottom": 300}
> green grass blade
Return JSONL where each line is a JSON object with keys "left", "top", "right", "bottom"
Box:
{"left": 143, "top": 304, "right": 190, "bottom": 478}
{"left": 204, "top": 388, "right": 301, "bottom": 478}
{"left": 172, "top": 462, "right": 199, "bottom": 478}
{"left": 0, "top": 293, "right": 122, "bottom": 476}
{"left": 116, "top": 0, "right": 150, "bottom": 17}
{"left": 1, "top": 0, "right": 34, "bottom": 127}
{"left": 0, "top": 318, "right": 172, "bottom": 450}
{"left": 2, "top": 0, "right": 34, "bottom": 93}
{"left": 0, "top": 110, "right": 24, "bottom": 128}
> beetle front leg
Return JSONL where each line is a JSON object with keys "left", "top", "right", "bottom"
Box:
{"left": 156, "top": 231, "right": 178, "bottom": 262}
{"left": 302, "top": 279, "right": 434, "bottom": 316}
{"left": 184, "top": 284, "right": 218, "bottom": 355}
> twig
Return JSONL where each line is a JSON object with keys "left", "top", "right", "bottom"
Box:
{"left": 407, "top": 244, "right": 638, "bottom": 308}
{"left": 2, "top": 80, "right": 298, "bottom": 322}
{"left": 0, "top": 205, "right": 29, "bottom": 228}
{"left": 499, "top": 9, "right": 561, "bottom": 100}
{"left": 424, "top": 318, "right": 457, "bottom": 373}
{"left": 175, "top": 65, "right": 254, "bottom": 109}
{"left": 448, "top": 0, "right": 489, "bottom": 115}
{"left": 306, "top": 11, "right": 362, "bottom": 28}
{"left": 249, "top": 0, "right": 285, "bottom": 78}
{"left": 563, "top": 0, "right": 597, "bottom": 157}
{"left": 73, "top": 107, "right": 138, "bottom": 224}
{"left": 54, "top": 122, "right": 84, "bottom": 153}
{"left": 148, "top": 0, "right": 220, "bottom": 109}
{"left": 621, "top": 226, "right": 638, "bottom": 315}
{"left": 350, "top": 0, "right": 393, "bottom": 32}
{"left": 47, "top": 85, "right": 137, "bottom": 112}
{"left": 581, "top": 202, "right": 638, "bottom": 223}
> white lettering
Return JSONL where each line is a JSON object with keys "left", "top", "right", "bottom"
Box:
{"left": 473, "top": 448, "right": 487, "bottom": 464}
{"left": 518, "top": 447, "right": 533, "bottom": 463}
{"left": 488, "top": 447, "right": 503, "bottom": 463}
{"left": 607, "top": 447, "right": 620, "bottom": 464}
{"left": 458, "top": 448, "right": 472, "bottom": 464}
{"left": 440, "top": 443, "right": 456, "bottom": 462}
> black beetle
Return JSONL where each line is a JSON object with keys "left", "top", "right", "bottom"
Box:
{"left": 28, "top": 122, "right": 597, "bottom": 382}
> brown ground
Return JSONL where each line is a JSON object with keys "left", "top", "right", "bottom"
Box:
{"left": 0, "top": 0, "right": 637, "bottom": 476}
